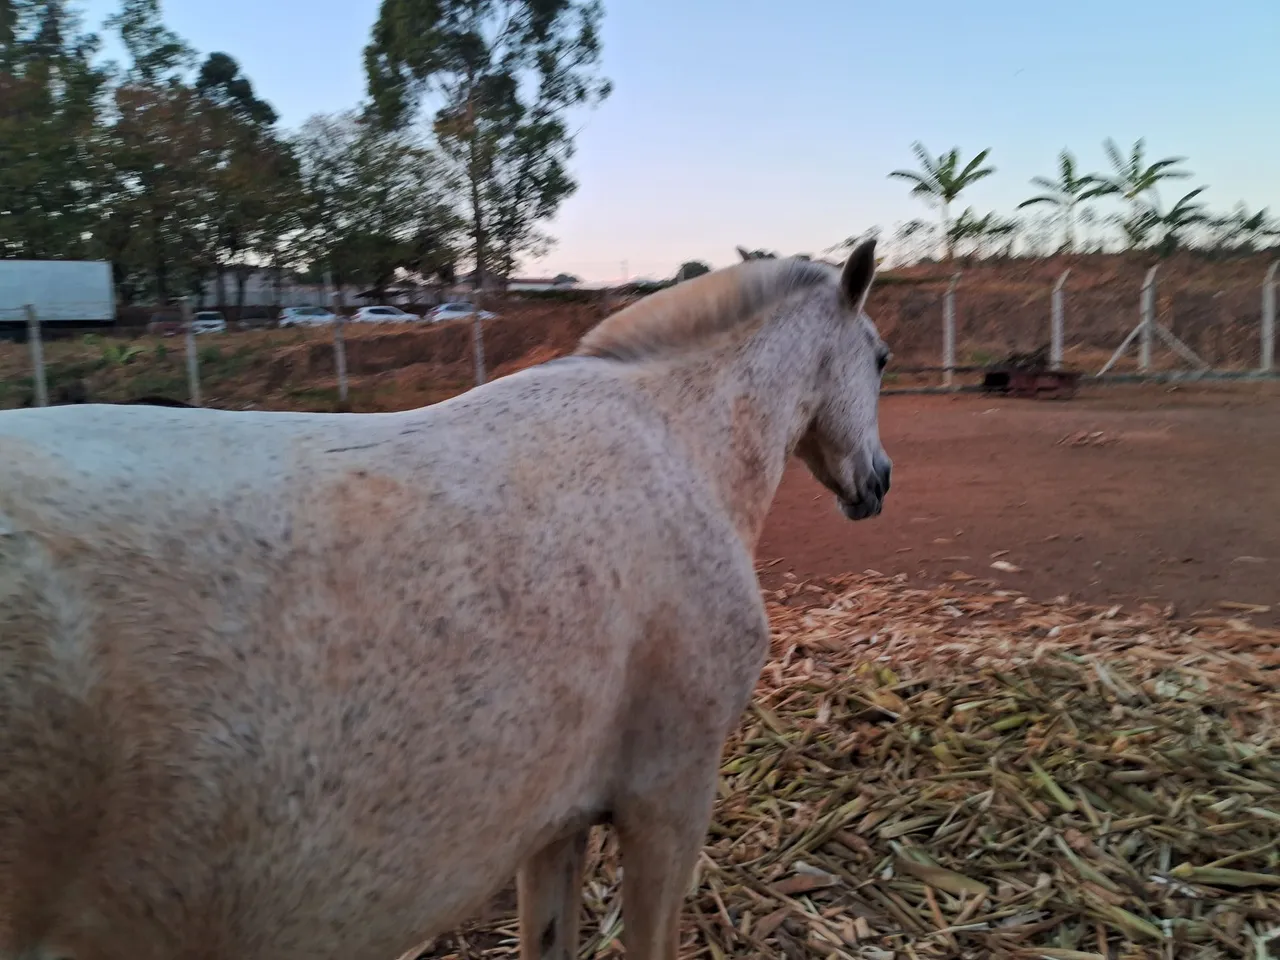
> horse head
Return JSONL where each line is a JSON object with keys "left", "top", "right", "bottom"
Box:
{"left": 793, "top": 238, "right": 893, "bottom": 520}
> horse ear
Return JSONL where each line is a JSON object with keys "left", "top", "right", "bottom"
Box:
{"left": 840, "top": 237, "right": 877, "bottom": 312}
{"left": 736, "top": 246, "right": 751, "bottom": 261}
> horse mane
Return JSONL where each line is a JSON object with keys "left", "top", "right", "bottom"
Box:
{"left": 575, "top": 257, "right": 837, "bottom": 363}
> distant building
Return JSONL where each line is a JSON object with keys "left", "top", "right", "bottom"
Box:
{"left": 453, "top": 270, "right": 581, "bottom": 293}
{"left": 503, "top": 274, "right": 581, "bottom": 292}
{"left": 199, "top": 270, "right": 363, "bottom": 309}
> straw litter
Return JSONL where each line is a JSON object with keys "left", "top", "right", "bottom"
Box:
{"left": 416, "top": 572, "right": 1280, "bottom": 960}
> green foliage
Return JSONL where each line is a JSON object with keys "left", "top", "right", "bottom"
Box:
{"left": 0, "top": 0, "right": 310, "bottom": 304}
{"left": 1091, "top": 138, "right": 1190, "bottom": 204}
{"left": 1204, "top": 205, "right": 1280, "bottom": 254}
{"left": 0, "top": 0, "right": 109, "bottom": 258}
{"left": 292, "top": 110, "right": 462, "bottom": 294}
{"left": 1017, "top": 150, "right": 1105, "bottom": 253}
{"left": 195, "top": 52, "right": 276, "bottom": 125}
{"left": 364, "top": 0, "right": 611, "bottom": 284}
{"left": 106, "top": 0, "right": 192, "bottom": 84}
{"left": 948, "top": 208, "right": 1019, "bottom": 258}
{"left": 101, "top": 341, "right": 145, "bottom": 365}
{"left": 889, "top": 143, "right": 996, "bottom": 259}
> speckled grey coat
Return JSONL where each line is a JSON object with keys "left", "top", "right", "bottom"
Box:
{"left": 0, "top": 239, "right": 890, "bottom": 960}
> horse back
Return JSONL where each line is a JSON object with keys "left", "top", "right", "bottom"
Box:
{"left": 0, "top": 378, "right": 766, "bottom": 959}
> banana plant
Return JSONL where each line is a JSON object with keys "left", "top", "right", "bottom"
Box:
{"left": 1156, "top": 187, "right": 1210, "bottom": 254}
{"left": 889, "top": 143, "right": 996, "bottom": 259}
{"left": 1091, "top": 137, "right": 1191, "bottom": 202}
{"left": 1088, "top": 138, "right": 1191, "bottom": 250}
{"left": 1017, "top": 150, "right": 1105, "bottom": 253}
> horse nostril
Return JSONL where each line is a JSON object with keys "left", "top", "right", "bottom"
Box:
{"left": 881, "top": 462, "right": 892, "bottom": 495}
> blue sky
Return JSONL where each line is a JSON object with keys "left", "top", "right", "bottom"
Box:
{"left": 81, "top": 0, "right": 1280, "bottom": 281}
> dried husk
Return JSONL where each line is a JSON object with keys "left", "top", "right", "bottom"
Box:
{"left": 414, "top": 572, "right": 1280, "bottom": 960}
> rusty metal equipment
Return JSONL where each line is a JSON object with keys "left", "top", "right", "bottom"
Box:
{"left": 981, "top": 346, "right": 1081, "bottom": 400}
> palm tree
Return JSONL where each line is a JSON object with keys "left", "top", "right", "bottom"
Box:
{"left": 1155, "top": 187, "right": 1209, "bottom": 255}
{"left": 1114, "top": 207, "right": 1159, "bottom": 251}
{"left": 949, "top": 208, "right": 1020, "bottom": 259}
{"left": 1089, "top": 138, "right": 1193, "bottom": 251}
{"left": 1093, "top": 137, "right": 1190, "bottom": 201}
{"left": 889, "top": 143, "right": 996, "bottom": 259}
{"left": 1209, "top": 204, "right": 1279, "bottom": 253}
{"left": 1017, "top": 150, "right": 1103, "bottom": 252}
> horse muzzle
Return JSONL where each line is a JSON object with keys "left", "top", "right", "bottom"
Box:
{"left": 837, "top": 453, "right": 892, "bottom": 521}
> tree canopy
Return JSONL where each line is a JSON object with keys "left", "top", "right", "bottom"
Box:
{"left": 364, "top": 0, "right": 610, "bottom": 286}
{"left": 1, "top": 0, "right": 611, "bottom": 306}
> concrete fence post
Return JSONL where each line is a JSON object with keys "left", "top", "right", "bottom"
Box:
{"left": 1051, "top": 269, "right": 1070, "bottom": 370}
{"left": 942, "top": 273, "right": 961, "bottom": 388}
{"left": 331, "top": 292, "right": 349, "bottom": 408}
{"left": 1139, "top": 265, "right": 1158, "bottom": 372}
{"left": 24, "top": 304, "right": 48, "bottom": 407}
{"left": 473, "top": 312, "right": 486, "bottom": 387}
{"left": 182, "top": 299, "right": 202, "bottom": 407}
{"left": 1262, "top": 260, "right": 1278, "bottom": 373}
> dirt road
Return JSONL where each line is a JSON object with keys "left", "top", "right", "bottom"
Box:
{"left": 758, "top": 382, "right": 1280, "bottom": 625}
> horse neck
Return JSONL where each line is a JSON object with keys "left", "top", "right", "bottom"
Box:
{"left": 640, "top": 308, "right": 827, "bottom": 549}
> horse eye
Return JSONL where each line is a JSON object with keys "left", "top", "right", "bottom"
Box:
{"left": 876, "top": 351, "right": 890, "bottom": 373}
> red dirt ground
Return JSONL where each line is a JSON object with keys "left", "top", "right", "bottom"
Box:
{"left": 758, "top": 382, "right": 1280, "bottom": 627}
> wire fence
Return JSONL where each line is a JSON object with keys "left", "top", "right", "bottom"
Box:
{"left": 3, "top": 260, "right": 1279, "bottom": 409}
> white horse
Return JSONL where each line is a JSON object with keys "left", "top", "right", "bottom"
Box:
{"left": 0, "top": 238, "right": 891, "bottom": 960}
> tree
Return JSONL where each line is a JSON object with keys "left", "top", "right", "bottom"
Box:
{"left": 1016, "top": 150, "right": 1104, "bottom": 253}
{"left": 365, "top": 0, "right": 610, "bottom": 288}
{"left": 1091, "top": 137, "right": 1190, "bottom": 204}
{"left": 889, "top": 143, "right": 995, "bottom": 259}
{"left": 949, "top": 208, "right": 1019, "bottom": 259}
{"left": 0, "top": 0, "right": 108, "bottom": 258}
{"left": 1154, "top": 187, "right": 1209, "bottom": 256}
{"left": 106, "top": 0, "right": 192, "bottom": 85}
{"left": 1205, "top": 204, "right": 1279, "bottom": 255}
{"left": 195, "top": 51, "right": 277, "bottom": 126}
{"left": 293, "top": 111, "right": 463, "bottom": 297}
{"left": 675, "top": 260, "right": 710, "bottom": 282}
{"left": 94, "top": 82, "right": 225, "bottom": 301}
{"left": 1088, "top": 138, "right": 1192, "bottom": 251}
{"left": 192, "top": 52, "right": 292, "bottom": 310}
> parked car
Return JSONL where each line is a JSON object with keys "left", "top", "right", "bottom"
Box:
{"left": 428, "top": 302, "right": 497, "bottom": 323}
{"left": 352, "top": 305, "right": 420, "bottom": 323}
{"left": 190, "top": 311, "right": 227, "bottom": 334}
{"left": 278, "top": 306, "right": 338, "bottom": 328}
{"left": 146, "top": 313, "right": 184, "bottom": 337}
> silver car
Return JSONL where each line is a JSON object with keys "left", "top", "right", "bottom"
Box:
{"left": 279, "top": 306, "right": 338, "bottom": 328}
{"left": 428, "top": 302, "right": 497, "bottom": 323}
{"left": 190, "top": 311, "right": 227, "bottom": 334}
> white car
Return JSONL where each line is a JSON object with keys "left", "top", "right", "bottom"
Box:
{"left": 428, "top": 302, "right": 497, "bottom": 323}
{"left": 190, "top": 311, "right": 227, "bottom": 334}
{"left": 279, "top": 306, "right": 337, "bottom": 328}
{"left": 352, "top": 305, "right": 419, "bottom": 324}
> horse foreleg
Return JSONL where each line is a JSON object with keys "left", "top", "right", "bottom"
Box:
{"left": 616, "top": 775, "right": 718, "bottom": 960}
{"left": 516, "top": 829, "right": 589, "bottom": 960}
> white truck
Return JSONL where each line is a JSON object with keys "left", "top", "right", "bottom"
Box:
{"left": 0, "top": 260, "right": 115, "bottom": 333}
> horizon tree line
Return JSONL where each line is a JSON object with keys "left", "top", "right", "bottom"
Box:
{"left": 0, "top": 0, "right": 610, "bottom": 306}
{"left": 884, "top": 138, "right": 1279, "bottom": 264}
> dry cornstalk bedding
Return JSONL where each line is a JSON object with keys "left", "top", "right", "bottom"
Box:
{"left": 415, "top": 571, "right": 1280, "bottom": 960}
